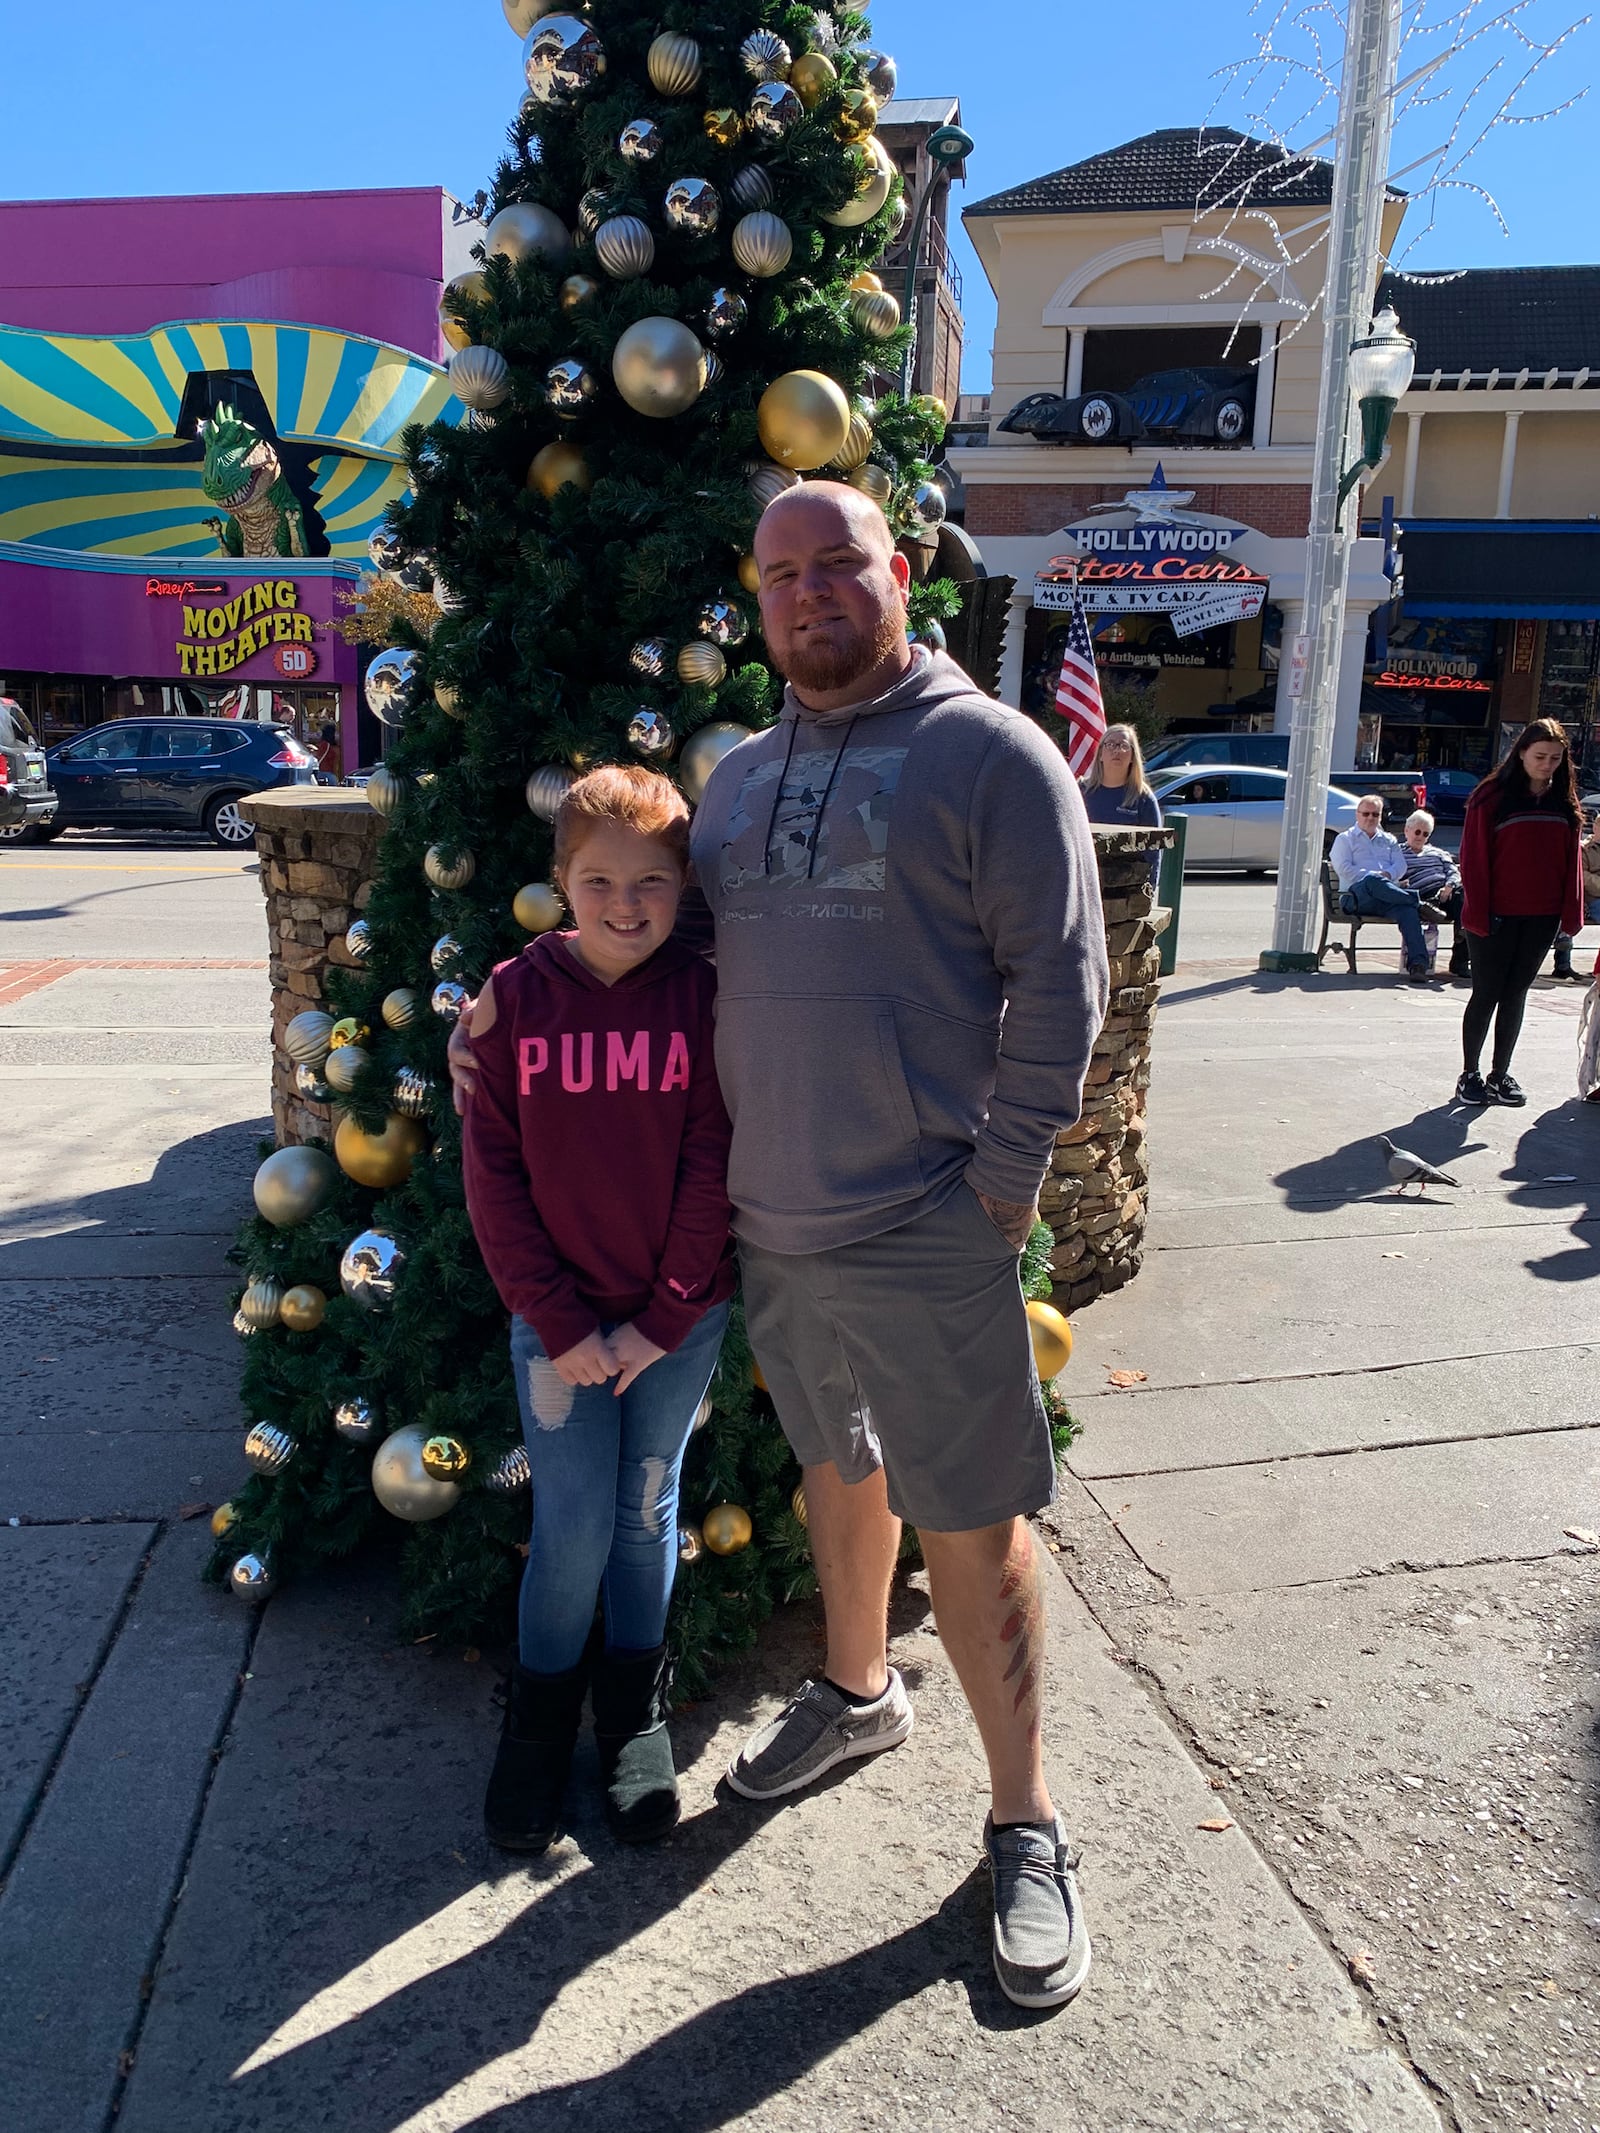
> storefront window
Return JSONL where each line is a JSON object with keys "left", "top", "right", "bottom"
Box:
{"left": 1539, "top": 621, "right": 1599, "bottom": 729}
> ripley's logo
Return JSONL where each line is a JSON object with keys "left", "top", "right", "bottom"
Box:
{"left": 146, "top": 577, "right": 228, "bottom": 598}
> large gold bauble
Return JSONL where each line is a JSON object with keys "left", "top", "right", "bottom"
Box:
{"left": 736, "top": 551, "right": 761, "bottom": 595}
{"left": 612, "top": 317, "right": 707, "bottom": 419}
{"left": 364, "top": 762, "right": 405, "bottom": 816}
{"left": 421, "top": 1434, "right": 472, "bottom": 1481}
{"left": 832, "top": 409, "right": 874, "bottom": 470}
{"left": 485, "top": 200, "right": 572, "bottom": 267}
{"left": 647, "top": 30, "right": 701, "bottom": 94}
{"left": 679, "top": 720, "right": 753, "bottom": 801}
{"left": 834, "top": 88, "right": 878, "bottom": 142}
{"left": 527, "top": 440, "right": 592, "bottom": 497}
{"left": 439, "top": 270, "right": 491, "bottom": 348}
{"left": 702, "top": 1502, "right": 754, "bottom": 1555}
{"left": 1026, "top": 1300, "right": 1074, "bottom": 1380}
{"left": 239, "top": 1277, "right": 285, "bottom": 1331}
{"left": 730, "top": 210, "right": 792, "bottom": 278}
{"left": 513, "top": 882, "right": 565, "bottom": 933}
{"left": 757, "top": 370, "right": 851, "bottom": 471}
{"left": 211, "top": 1501, "right": 238, "bottom": 1539}
{"left": 253, "top": 1145, "right": 337, "bottom": 1228}
{"left": 788, "top": 50, "right": 837, "bottom": 107}
{"left": 334, "top": 1112, "right": 424, "bottom": 1191}
{"left": 820, "top": 135, "right": 895, "bottom": 228}
{"left": 849, "top": 269, "right": 883, "bottom": 293}
{"left": 322, "top": 1045, "right": 367, "bottom": 1097}
{"left": 381, "top": 987, "right": 418, "bottom": 1031}
{"left": 850, "top": 286, "right": 901, "bottom": 341}
{"left": 279, "top": 1284, "right": 327, "bottom": 1333}
{"left": 847, "top": 463, "right": 893, "bottom": 507}
{"left": 703, "top": 107, "right": 742, "bottom": 150}
{"left": 371, "top": 1424, "right": 461, "bottom": 1522}
{"left": 676, "top": 642, "right": 727, "bottom": 691}
{"left": 424, "top": 844, "right": 477, "bottom": 891}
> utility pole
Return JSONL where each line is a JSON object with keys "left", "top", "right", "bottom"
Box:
{"left": 1261, "top": 0, "right": 1405, "bottom": 970}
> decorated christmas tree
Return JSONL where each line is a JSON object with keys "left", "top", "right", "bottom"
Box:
{"left": 208, "top": 0, "right": 1059, "bottom": 1687}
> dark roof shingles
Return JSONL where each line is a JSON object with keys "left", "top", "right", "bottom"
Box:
{"left": 963, "top": 127, "right": 1337, "bottom": 220}
{"left": 1377, "top": 266, "right": 1600, "bottom": 373}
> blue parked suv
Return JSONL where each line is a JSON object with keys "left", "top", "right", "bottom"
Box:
{"left": 8, "top": 718, "right": 322, "bottom": 847}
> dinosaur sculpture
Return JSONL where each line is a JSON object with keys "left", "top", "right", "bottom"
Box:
{"left": 201, "top": 403, "right": 308, "bottom": 559}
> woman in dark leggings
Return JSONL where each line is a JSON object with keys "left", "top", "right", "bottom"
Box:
{"left": 1456, "top": 718, "right": 1584, "bottom": 1107}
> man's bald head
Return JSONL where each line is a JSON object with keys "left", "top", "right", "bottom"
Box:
{"left": 752, "top": 480, "right": 912, "bottom": 705}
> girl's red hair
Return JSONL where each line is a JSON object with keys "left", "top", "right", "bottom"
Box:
{"left": 553, "top": 763, "right": 691, "bottom": 873}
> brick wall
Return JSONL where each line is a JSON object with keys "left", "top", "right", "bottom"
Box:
{"left": 965, "top": 479, "right": 1313, "bottom": 541}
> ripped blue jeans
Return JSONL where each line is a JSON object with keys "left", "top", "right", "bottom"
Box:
{"left": 509, "top": 1301, "right": 730, "bottom": 1674}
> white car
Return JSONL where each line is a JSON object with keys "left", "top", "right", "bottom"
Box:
{"left": 1151, "top": 764, "right": 1363, "bottom": 875}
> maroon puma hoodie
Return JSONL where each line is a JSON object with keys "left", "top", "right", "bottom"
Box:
{"left": 462, "top": 932, "right": 734, "bottom": 1359}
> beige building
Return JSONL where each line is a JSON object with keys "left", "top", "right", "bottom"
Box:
{"left": 951, "top": 127, "right": 1600, "bottom": 776}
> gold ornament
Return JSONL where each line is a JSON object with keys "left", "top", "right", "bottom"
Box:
{"left": 702, "top": 1502, "right": 754, "bottom": 1555}
{"left": 503, "top": 0, "right": 561, "bottom": 31}
{"left": 333, "top": 1396, "right": 380, "bottom": 1444}
{"left": 679, "top": 720, "right": 753, "bottom": 801}
{"left": 424, "top": 844, "right": 477, "bottom": 891}
{"left": 421, "top": 1435, "right": 472, "bottom": 1481}
{"left": 676, "top": 642, "right": 727, "bottom": 690}
{"left": 322, "top": 1044, "right": 367, "bottom": 1096}
{"left": 788, "top": 50, "right": 837, "bottom": 107}
{"left": 849, "top": 286, "right": 900, "bottom": 341}
{"left": 513, "top": 882, "right": 565, "bottom": 932}
{"left": 677, "top": 1524, "right": 705, "bottom": 1564}
{"left": 647, "top": 30, "right": 701, "bottom": 95}
{"left": 834, "top": 88, "right": 878, "bottom": 142}
{"left": 364, "top": 762, "right": 406, "bottom": 816}
{"left": 381, "top": 987, "right": 418, "bottom": 1031}
{"left": 279, "top": 1284, "right": 327, "bottom": 1333}
{"left": 612, "top": 317, "right": 708, "bottom": 418}
{"left": 831, "top": 409, "right": 874, "bottom": 470}
{"left": 253, "top": 1145, "right": 338, "bottom": 1228}
{"left": 849, "top": 269, "right": 883, "bottom": 293}
{"left": 558, "top": 272, "right": 601, "bottom": 313}
{"left": 736, "top": 551, "right": 761, "bottom": 595}
{"left": 284, "top": 1009, "right": 334, "bottom": 1065}
{"left": 1026, "top": 1300, "right": 1074, "bottom": 1381}
{"left": 527, "top": 440, "right": 592, "bottom": 497}
{"left": 244, "top": 1422, "right": 296, "bottom": 1475}
{"left": 439, "top": 270, "right": 491, "bottom": 349}
{"left": 371, "top": 1424, "right": 461, "bottom": 1522}
{"left": 593, "top": 214, "right": 655, "bottom": 280}
{"left": 329, "top": 1017, "right": 368, "bottom": 1050}
{"left": 752, "top": 1358, "right": 768, "bottom": 1392}
{"left": 703, "top": 107, "right": 742, "bottom": 150}
{"left": 730, "top": 210, "right": 792, "bottom": 278}
{"left": 484, "top": 199, "right": 572, "bottom": 267}
{"left": 758, "top": 370, "right": 851, "bottom": 470}
{"left": 913, "top": 394, "right": 951, "bottom": 427}
{"left": 334, "top": 1112, "right": 424, "bottom": 1191}
{"left": 239, "top": 1277, "right": 285, "bottom": 1331}
{"left": 847, "top": 462, "right": 893, "bottom": 507}
{"left": 747, "top": 459, "right": 803, "bottom": 512}
{"left": 791, "top": 1483, "right": 808, "bottom": 1527}
{"left": 433, "top": 680, "right": 463, "bottom": 718}
{"left": 820, "top": 134, "right": 895, "bottom": 228}
{"left": 211, "top": 1501, "right": 238, "bottom": 1539}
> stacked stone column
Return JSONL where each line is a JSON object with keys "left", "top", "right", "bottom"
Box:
{"left": 1041, "top": 825, "right": 1170, "bottom": 1313}
{"left": 238, "top": 788, "right": 382, "bottom": 1148}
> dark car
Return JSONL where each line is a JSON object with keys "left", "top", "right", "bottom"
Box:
{"left": 12, "top": 718, "right": 321, "bottom": 848}
{"left": 999, "top": 366, "right": 1256, "bottom": 448}
{"left": 0, "top": 695, "right": 56, "bottom": 836}
{"left": 1416, "top": 767, "right": 1481, "bottom": 825}
{"left": 1145, "top": 732, "right": 1427, "bottom": 822}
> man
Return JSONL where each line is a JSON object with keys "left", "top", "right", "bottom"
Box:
{"left": 1400, "top": 808, "right": 1470, "bottom": 978}
{"left": 455, "top": 484, "right": 1107, "bottom": 2011}
{"left": 1330, "top": 795, "right": 1432, "bottom": 980}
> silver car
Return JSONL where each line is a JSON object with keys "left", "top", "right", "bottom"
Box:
{"left": 1153, "top": 765, "right": 1363, "bottom": 875}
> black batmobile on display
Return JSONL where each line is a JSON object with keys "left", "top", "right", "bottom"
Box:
{"left": 999, "top": 366, "right": 1256, "bottom": 447}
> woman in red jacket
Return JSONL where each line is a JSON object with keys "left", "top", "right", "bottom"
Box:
{"left": 1456, "top": 718, "right": 1584, "bottom": 1106}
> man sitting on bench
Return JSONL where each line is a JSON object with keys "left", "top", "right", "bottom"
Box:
{"left": 1329, "top": 795, "right": 1431, "bottom": 983}
{"left": 1401, "top": 808, "right": 1470, "bottom": 979}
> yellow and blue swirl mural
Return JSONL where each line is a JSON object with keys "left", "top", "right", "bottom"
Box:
{"left": 0, "top": 319, "right": 463, "bottom": 559}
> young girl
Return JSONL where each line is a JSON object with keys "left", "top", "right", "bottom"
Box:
{"left": 463, "top": 765, "right": 734, "bottom": 1852}
{"left": 1456, "top": 718, "right": 1584, "bottom": 1107}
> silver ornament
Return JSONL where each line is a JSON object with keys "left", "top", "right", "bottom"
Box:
{"left": 910, "top": 479, "right": 948, "bottom": 529}
{"left": 679, "top": 719, "right": 754, "bottom": 801}
{"left": 368, "top": 526, "right": 406, "bottom": 574}
{"left": 484, "top": 199, "right": 573, "bottom": 267}
{"left": 229, "top": 1551, "right": 277, "bottom": 1601}
{"left": 740, "top": 28, "right": 792, "bottom": 79}
{"left": 646, "top": 30, "right": 702, "bottom": 95}
{"left": 284, "top": 1009, "right": 334, "bottom": 1066}
{"left": 545, "top": 357, "right": 598, "bottom": 415}
{"left": 294, "top": 1061, "right": 331, "bottom": 1103}
{"left": 912, "top": 618, "right": 947, "bottom": 652}
{"left": 577, "top": 187, "right": 611, "bottom": 238}
{"left": 371, "top": 1424, "right": 462, "bottom": 1522}
{"left": 485, "top": 1445, "right": 532, "bottom": 1492}
{"left": 810, "top": 10, "right": 846, "bottom": 57}
{"left": 365, "top": 647, "right": 422, "bottom": 727}
{"left": 431, "top": 934, "right": 465, "bottom": 975}
{"left": 447, "top": 344, "right": 511, "bottom": 411}
{"left": 526, "top": 763, "right": 578, "bottom": 820}
{"left": 676, "top": 641, "right": 727, "bottom": 689}
{"left": 619, "top": 117, "right": 663, "bottom": 163}
{"left": 333, "top": 1396, "right": 381, "bottom": 1445}
{"left": 431, "top": 573, "right": 468, "bottom": 614}
{"left": 393, "top": 1067, "right": 435, "bottom": 1119}
{"left": 746, "top": 81, "right": 802, "bottom": 144}
{"left": 239, "top": 1277, "right": 284, "bottom": 1331}
{"left": 593, "top": 214, "right": 655, "bottom": 280}
{"left": 859, "top": 48, "right": 897, "bottom": 101}
{"left": 244, "top": 1422, "right": 296, "bottom": 1475}
{"left": 364, "top": 762, "right": 406, "bottom": 817}
{"left": 747, "top": 459, "right": 803, "bottom": 511}
{"left": 729, "top": 164, "right": 774, "bottom": 212}
{"left": 629, "top": 636, "right": 670, "bottom": 681}
{"left": 677, "top": 1525, "right": 705, "bottom": 1564}
{"left": 627, "top": 708, "right": 676, "bottom": 758}
{"left": 424, "top": 844, "right": 477, "bottom": 891}
{"left": 702, "top": 348, "right": 724, "bottom": 387}
{"left": 698, "top": 598, "right": 748, "bottom": 648}
{"left": 663, "top": 176, "right": 720, "bottom": 238}
{"left": 731, "top": 210, "right": 792, "bottom": 278}
{"left": 431, "top": 981, "right": 470, "bottom": 1023}
{"left": 322, "top": 1046, "right": 366, "bottom": 1099}
{"left": 394, "top": 553, "right": 435, "bottom": 596}
{"left": 339, "top": 1228, "right": 407, "bottom": 1312}
{"left": 232, "top": 1308, "right": 255, "bottom": 1338}
{"left": 704, "top": 286, "right": 748, "bottom": 340}
{"left": 344, "top": 919, "right": 372, "bottom": 963}
{"left": 522, "top": 14, "right": 606, "bottom": 104}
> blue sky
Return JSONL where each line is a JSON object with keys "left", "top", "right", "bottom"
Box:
{"left": 1, "top": 0, "right": 1592, "bottom": 390}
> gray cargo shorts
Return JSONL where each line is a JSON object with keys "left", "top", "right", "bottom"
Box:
{"left": 739, "top": 1180, "right": 1056, "bottom": 1533}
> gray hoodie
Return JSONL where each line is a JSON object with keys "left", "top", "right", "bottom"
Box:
{"left": 689, "top": 648, "right": 1109, "bottom": 1254}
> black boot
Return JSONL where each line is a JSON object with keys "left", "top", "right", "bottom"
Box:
{"left": 591, "top": 1644, "right": 680, "bottom": 1844}
{"left": 483, "top": 1660, "right": 587, "bottom": 1853}
{"left": 1449, "top": 935, "right": 1472, "bottom": 979}
{"left": 1552, "top": 945, "right": 1579, "bottom": 981}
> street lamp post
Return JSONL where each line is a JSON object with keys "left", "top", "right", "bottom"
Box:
{"left": 897, "top": 124, "right": 975, "bottom": 401}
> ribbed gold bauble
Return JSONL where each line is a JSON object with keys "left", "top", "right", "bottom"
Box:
{"left": 757, "top": 370, "right": 851, "bottom": 471}
{"left": 513, "top": 882, "right": 565, "bottom": 933}
{"left": 381, "top": 987, "right": 418, "bottom": 1031}
{"left": 239, "top": 1277, "right": 284, "bottom": 1331}
{"left": 849, "top": 269, "right": 883, "bottom": 293}
{"left": 676, "top": 642, "right": 727, "bottom": 690}
{"left": 791, "top": 1483, "right": 808, "bottom": 1527}
{"left": 850, "top": 286, "right": 901, "bottom": 340}
{"left": 847, "top": 463, "right": 894, "bottom": 507}
{"left": 333, "top": 1112, "right": 424, "bottom": 1191}
{"left": 284, "top": 1009, "right": 334, "bottom": 1065}
{"left": 831, "top": 409, "right": 874, "bottom": 470}
{"left": 424, "top": 845, "right": 476, "bottom": 891}
{"left": 253, "top": 1145, "right": 338, "bottom": 1228}
{"left": 679, "top": 720, "right": 753, "bottom": 801}
{"left": 612, "top": 317, "right": 707, "bottom": 418}
{"left": 820, "top": 135, "right": 895, "bottom": 227}
{"left": 364, "top": 762, "right": 405, "bottom": 816}
{"left": 702, "top": 1502, "right": 754, "bottom": 1555}
{"left": 484, "top": 200, "right": 572, "bottom": 267}
{"left": 737, "top": 551, "right": 761, "bottom": 595}
{"left": 1026, "top": 1300, "right": 1074, "bottom": 1380}
{"left": 279, "top": 1284, "right": 327, "bottom": 1333}
{"left": 730, "top": 210, "right": 792, "bottom": 278}
{"left": 527, "top": 440, "right": 592, "bottom": 497}
{"left": 647, "top": 29, "right": 702, "bottom": 94}
{"left": 788, "top": 50, "right": 837, "bottom": 106}
{"left": 558, "top": 273, "right": 601, "bottom": 313}
{"left": 322, "top": 1044, "right": 367, "bottom": 1097}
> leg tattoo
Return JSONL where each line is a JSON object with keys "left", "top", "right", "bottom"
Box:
{"left": 997, "top": 1532, "right": 1045, "bottom": 1737}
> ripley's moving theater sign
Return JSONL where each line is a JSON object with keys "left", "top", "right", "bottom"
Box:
{"left": 145, "top": 575, "right": 321, "bottom": 679}
{"left": 1034, "top": 472, "right": 1270, "bottom": 639}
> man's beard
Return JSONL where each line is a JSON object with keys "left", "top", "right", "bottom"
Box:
{"left": 776, "top": 606, "right": 908, "bottom": 695}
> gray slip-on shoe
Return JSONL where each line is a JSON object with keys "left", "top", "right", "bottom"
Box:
{"left": 984, "top": 1812, "right": 1092, "bottom": 2010}
{"left": 725, "top": 1668, "right": 914, "bottom": 1801}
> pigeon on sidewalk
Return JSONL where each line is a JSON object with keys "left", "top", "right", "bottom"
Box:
{"left": 1377, "top": 1135, "right": 1460, "bottom": 1197}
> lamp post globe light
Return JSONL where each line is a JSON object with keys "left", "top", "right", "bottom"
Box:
{"left": 1339, "top": 305, "right": 1417, "bottom": 502}
{"left": 898, "top": 124, "right": 976, "bottom": 399}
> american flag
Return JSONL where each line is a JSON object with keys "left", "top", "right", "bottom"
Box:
{"left": 1054, "top": 591, "right": 1106, "bottom": 778}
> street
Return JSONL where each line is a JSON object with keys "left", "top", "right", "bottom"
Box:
{"left": 1, "top": 833, "right": 1597, "bottom": 2132}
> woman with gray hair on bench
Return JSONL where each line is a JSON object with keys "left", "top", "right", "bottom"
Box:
{"left": 1400, "top": 810, "right": 1471, "bottom": 980}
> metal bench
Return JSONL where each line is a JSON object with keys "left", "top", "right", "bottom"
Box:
{"left": 1317, "top": 860, "right": 1456, "bottom": 974}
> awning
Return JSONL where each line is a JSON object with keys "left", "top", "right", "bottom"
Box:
{"left": 1397, "top": 524, "right": 1600, "bottom": 621}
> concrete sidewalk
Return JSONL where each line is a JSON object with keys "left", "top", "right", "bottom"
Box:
{"left": 2, "top": 946, "right": 1595, "bottom": 2129}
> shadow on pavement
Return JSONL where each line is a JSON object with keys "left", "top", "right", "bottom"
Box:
{"left": 1274, "top": 1102, "right": 1491, "bottom": 1209}
{"left": 1505, "top": 1100, "right": 1600, "bottom": 1282}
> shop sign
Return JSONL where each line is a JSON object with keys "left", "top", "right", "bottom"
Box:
{"left": 1377, "top": 616, "right": 1498, "bottom": 685}
{"left": 1035, "top": 538, "right": 1267, "bottom": 637}
{"left": 1512, "top": 619, "right": 1538, "bottom": 675}
{"left": 174, "top": 579, "right": 317, "bottom": 678}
